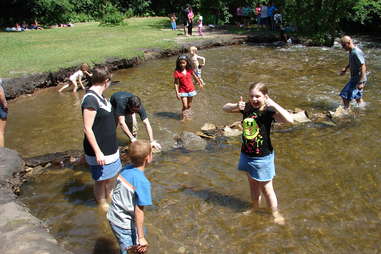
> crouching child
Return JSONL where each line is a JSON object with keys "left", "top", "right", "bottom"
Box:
{"left": 107, "top": 140, "right": 153, "bottom": 254}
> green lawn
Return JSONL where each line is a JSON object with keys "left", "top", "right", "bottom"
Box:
{"left": 0, "top": 17, "right": 181, "bottom": 78}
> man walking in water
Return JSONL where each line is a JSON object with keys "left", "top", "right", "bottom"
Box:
{"left": 339, "top": 35, "right": 367, "bottom": 109}
{"left": 110, "top": 91, "right": 161, "bottom": 151}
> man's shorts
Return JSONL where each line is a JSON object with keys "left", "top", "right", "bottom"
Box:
{"left": 340, "top": 78, "right": 364, "bottom": 100}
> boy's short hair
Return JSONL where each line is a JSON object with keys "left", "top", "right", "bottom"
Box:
{"left": 129, "top": 140, "right": 152, "bottom": 166}
{"left": 91, "top": 66, "right": 111, "bottom": 84}
{"left": 189, "top": 46, "right": 197, "bottom": 54}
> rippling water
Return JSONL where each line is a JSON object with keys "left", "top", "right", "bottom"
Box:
{"left": 7, "top": 41, "right": 381, "bottom": 253}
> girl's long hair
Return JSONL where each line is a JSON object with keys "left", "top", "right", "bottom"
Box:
{"left": 175, "top": 55, "right": 193, "bottom": 72}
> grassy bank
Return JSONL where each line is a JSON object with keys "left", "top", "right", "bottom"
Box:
{"left": 0, "top": 17, "right": 181, "bottom": 78}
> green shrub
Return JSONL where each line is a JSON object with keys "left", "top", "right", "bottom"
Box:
{"left": 125, "top": 8, "right": 134, "bottom": 18}
{"left": 99, "top": 3, "right": 125, "bottom": 26}
{"left": 68, "top": 13, "right": 94, "bottom": 23}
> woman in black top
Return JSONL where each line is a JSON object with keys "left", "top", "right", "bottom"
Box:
{"left": 82, "top": 66, "right": 121, "bottom": 211}
{"left": 223, "top": 82, "right": 293, "bottom": 224}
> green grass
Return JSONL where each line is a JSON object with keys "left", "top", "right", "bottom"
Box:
{"left": 0, "top": 17, "right": 180, "bottom": 78}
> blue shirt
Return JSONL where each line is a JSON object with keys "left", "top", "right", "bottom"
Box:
{"left": 349, "top": 47, "right": 366, "bottom": 81}
{"left": 107, "top": 165, "right": 152, "bottom": 229}
{"left": 268, "top": 6, "right": 277, "bottom": 17}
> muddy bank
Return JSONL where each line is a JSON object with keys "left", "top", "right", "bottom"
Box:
{"left": 2, "top": 34, "right": 250, "bottom": 100}
{"left": 0, "top": 147, "right": 72, "bottom": 254}
{"left": 1, "top": 28, "right": 288, "bottom": 100}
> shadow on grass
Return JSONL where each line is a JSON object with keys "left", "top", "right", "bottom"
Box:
{"left": 184, "top": 187, "right": 251, "bottom": 212}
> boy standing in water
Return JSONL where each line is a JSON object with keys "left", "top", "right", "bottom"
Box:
{"left": 189, "top": 46, "right": 206, "bottom": 85}
{"left": 339, "top": 35, "right": 367, "bottom": 109}
{"left": 107, "top": 140, "right": 153, "bottom": 254}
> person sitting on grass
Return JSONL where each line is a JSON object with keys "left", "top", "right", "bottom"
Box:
{"left": 107, "top": 140, "right": 153, "bottom": 254}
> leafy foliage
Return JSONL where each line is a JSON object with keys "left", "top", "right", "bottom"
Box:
{"left": 99, "top": 2, "right": 125, "bottom": 25}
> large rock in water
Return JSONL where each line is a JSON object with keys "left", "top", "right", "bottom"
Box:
{"left": 0, "top": 147, "right": 24, "bottom": 184}
{"left": 176, "top": 131, "right": 207, "bottom": 151}
{"left": 0, "top": 147, "right": 72, "bottom": 254}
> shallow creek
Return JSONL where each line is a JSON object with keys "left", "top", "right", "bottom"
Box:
{"left": 6, "top": 41, "right": 381, "bottom": 253}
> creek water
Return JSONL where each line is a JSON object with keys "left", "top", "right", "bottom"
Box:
{"left": 7, "top": 41, "right": 381, "bottom": 253}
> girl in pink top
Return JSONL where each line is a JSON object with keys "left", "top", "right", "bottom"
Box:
{"left": 173, "top": 55, "right": 203, "bottom": 120}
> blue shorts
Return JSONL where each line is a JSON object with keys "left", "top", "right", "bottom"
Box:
{"left": 109, "top": 222, "right": 137, "bottom": 254}
{"left": 89, "top": 158, "right": 121, "bottom": 181}
{"left": 238, "top": 152, "right": 275, "bottom": 181}
{"left": 0, "top": 105, "right": 8, "bottom": 119}
{"left": 179, "top": 90, "right": 197, "bottom": 97}
{"left": 340, "top": 78, "right": 364, "bottom": 100}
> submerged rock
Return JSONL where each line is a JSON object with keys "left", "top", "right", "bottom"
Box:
{"left": 176, "top": 131, "right": 208, "bottom": 151}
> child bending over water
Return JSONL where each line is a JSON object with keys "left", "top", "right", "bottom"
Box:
{"left": 173, "top": 55, "right": 203, "bottom": 120}
{"left": 223, "top": 82, "right": 293, "bottom": 225}
{"left": 59, "top": 63, "right": 92, "bottom": 93}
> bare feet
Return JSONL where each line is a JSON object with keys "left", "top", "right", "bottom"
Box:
{"left": 273, "top": 210, "right": 285, "bottom": 225}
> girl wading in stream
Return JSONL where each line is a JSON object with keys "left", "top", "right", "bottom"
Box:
{"left": 173, "top": 55, "right": 203, "bottom": 120}
{"left": 223, "top": 82, "right": 293, "bottom": 225}
{"left": 81, "top": 67, "right": 121, "bottom": 211}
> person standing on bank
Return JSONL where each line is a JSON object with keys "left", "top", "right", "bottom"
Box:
{"left": 82, "top": 67, "right": 121, "bottom": 211}
{"left": 110, "top": 91, "right": 161, "bottom": 151}
{"left": 339, "top": 35, "right": 367, "bottom": 109}
{"left": 223, "top": 82, "right": 293, "bottom": 225}
{"left": 187, "top": 7, "right": 194, "bottom": 36}
{"left": 0, "top": 79, "right": 8, "bottom": 147}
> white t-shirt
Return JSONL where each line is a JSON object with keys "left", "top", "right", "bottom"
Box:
{"left": 69, "top": 70, "right": 84, "bottom": 82}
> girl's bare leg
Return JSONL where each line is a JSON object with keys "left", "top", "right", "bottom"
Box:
{"left": 72, "top": 81, "right": 79, "bottom": 93}
{"left": 185, "top": 97, "right": 193, "bottom": 119}
{"left": 0, "top": 118, "right": 7, "bottom": 147}
{"left": 181, "top": 97, "right": 189, "bottom": 120}
{"left": 261, "top": 180, "right": 285, "bottom": 224}
{"left": 247, "top": 173, "right": 261, "bottom": 210}
{"left": 94, "top": 180, "right": 109, "bottom": 212}
{"left": 58, "top": 82, "right": 71, "bottom": 92}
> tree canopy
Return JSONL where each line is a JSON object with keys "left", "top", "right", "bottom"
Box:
{"left": 1, "top": 0, "right": 380, "bottom": 42}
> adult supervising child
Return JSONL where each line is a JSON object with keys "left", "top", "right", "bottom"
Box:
{"left": 110, "top": 91, "right": 161, "bottom": 151}
{"left": 223, "top": 82, "right": 293, "bottom": 225}
{"left": 173, "top": 55, "right": 203, "bottom": 120}
{"left": 107, "top": 140, "right": 153, "bottom": 254}
{"left": 82, "top": 67, "right": 121, "bottom": 211}
{"left": 339, "top": 35, "right": 367, "bottom": 109}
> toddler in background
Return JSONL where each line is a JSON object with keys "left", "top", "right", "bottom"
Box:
{"left": 59, "top": 63, "right": 92, "bottom": 93}
{"left": 170, "top": 13, "right": 177, "bottom": 30}
{"left": 189, "top": 46, "right": 206, "bottom": 85}
{"left": 197, "top": 15, "right": 203, "bottom": 36}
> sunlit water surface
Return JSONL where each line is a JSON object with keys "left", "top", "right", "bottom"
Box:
{"left": 6, "top": 41, "right": 381, "bottom": 253}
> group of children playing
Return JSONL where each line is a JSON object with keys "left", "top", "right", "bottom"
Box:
{"left": 67, "top": 35, "right": 368, "bottom": 253}
{"left": 169, "top": 12, "right": 204, "bottom": 36}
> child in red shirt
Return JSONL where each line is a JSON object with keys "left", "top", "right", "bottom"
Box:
{"left": 173, "top": 55, "right": 203, "bottom": 120}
